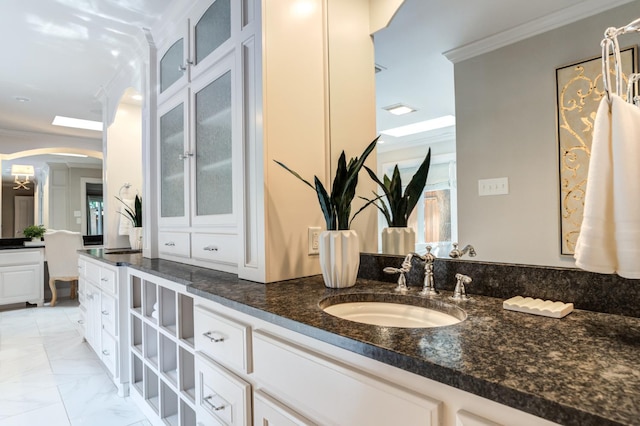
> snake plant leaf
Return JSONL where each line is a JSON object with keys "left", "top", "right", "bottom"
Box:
{"left": 403, "top": 148, "right": 431, "bottom": 222}
{"left": 356, "top": 192, "right": 391, "bottom": 227}
{"left": 273, "top": 160, "right": 316, "bottom": 190}
{"left": 315, "top": 176, "right": 335, "bottom": 230}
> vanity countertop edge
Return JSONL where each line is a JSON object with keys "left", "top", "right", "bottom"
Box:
{"left": 80, "top": 249, "right": 640, "bottom": 426}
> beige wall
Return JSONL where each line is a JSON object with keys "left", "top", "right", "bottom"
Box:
{"left": 105, "top": 100, "right": 143, "bottom": 249}
{"left": 455, "top": 2, "right": 640, "bottom": 267}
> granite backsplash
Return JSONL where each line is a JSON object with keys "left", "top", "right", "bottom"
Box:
{"left": 358, "top": 253, "right": 640, "bottom": 318}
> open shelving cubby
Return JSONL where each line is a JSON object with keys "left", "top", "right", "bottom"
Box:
{"left": 129, "top": 270, "right": 197, "bottom": 426}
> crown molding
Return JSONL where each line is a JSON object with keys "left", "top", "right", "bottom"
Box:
{"left": 444, "top": 0, "right": 635, "bottom": 63}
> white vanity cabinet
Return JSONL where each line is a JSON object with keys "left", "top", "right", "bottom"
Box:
{"left": 0, "top": 248, "right": 44, "bottom": 307}
{"left": 128, "top": 268, "right": 197, "bottom": 426}
{"left": 156, "top": 0, "right": 244, "bottom": 273}
{"left": 78, "top": 255, "right": 129, "bottom": 396}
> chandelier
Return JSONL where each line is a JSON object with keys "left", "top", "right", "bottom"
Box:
{"left": 11, "top": 164, "right": 35, "bottom": 190}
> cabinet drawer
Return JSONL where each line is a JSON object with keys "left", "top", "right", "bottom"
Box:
{"left": 101, "top": 293, "right": 117, "bottom": 336}
{"left": 84, "top": 260, "right": 101, "bottom": 286}
{"left": 158, "top": 232, "right": 191, "bottom": 258}
{"left": 254, "top": 390, "right": 316, "bottom": 426}
{"left": 195, "top": 354, "right": 251, "bottom": 426}
{"left": 99, "top": 267, "right": 117, "bottom": 294}
{"left": 78, "top": 258, "right": 86, "bottom": 278}
{"left": 194, "top": 306, "right": 251, "bottom": 374}
{"left": 101, "top": 330, "right": 118, "bottom": 377}
{"left": 191, "top": 233, "right": 237, "bottom": 265}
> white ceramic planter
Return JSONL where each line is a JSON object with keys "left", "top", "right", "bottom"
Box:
{"left": 129, "top": 227, "right": 143, "bottom": 250}
{"left": 318, "top": 230, "right": 360, "bottom": 288}
{"left": 381, "top": 227, "right": 416, "bottom": 255}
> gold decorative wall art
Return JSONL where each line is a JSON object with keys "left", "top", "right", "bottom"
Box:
{"left": 556, "top": 47, "right": 637, "bottom": 255}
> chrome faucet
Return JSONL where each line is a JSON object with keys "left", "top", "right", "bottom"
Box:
{"left": 451, "top": 273, "right": 472, "bottom": 301}
{"left": 412, "top": 246, "right": 438, "bottom": 297}
{"left": 383, "top": 253, "right": 413, "bottom": 293}
{"left": 449, "top": 243, "right": 476, "bottom": 259}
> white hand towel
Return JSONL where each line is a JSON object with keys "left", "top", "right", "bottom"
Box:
{"left": 118, "top": 198, "right": 135, "bottom": 236}
{"left": 574, "top": 94, "right": 640, "bottom": 279}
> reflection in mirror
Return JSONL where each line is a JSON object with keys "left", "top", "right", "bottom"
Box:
{"left": 83, "top": 180, "right": 103, "bottom": 235}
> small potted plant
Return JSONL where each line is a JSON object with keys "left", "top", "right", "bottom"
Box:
{"left": 116, "top": 194, "right": 142, "bottom": 250}
{"left": 362, "top": 148, "right": 431, "bottom": 255}
{"left": 274, "top": 136, "right": 378, "bottom": 288}
{"left": 23, "top": 224, "right": 47, "bottom": 241}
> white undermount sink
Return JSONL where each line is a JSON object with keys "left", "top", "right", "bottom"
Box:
{"left": 321, "top": 296, "right": 465, "bottom": 328}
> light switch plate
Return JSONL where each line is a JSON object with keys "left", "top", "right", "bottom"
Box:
{"left": 308, "top": 227, "right": 321, "bottom": 255}
{"left": 478, "top": 177, "right": 509, "bottom": 196}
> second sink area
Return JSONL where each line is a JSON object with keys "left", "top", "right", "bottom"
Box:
{"left": 319, "top": 293, "right": 466, "bottom": 328}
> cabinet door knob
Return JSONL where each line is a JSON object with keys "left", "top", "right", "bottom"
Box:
{"left": 178, "top": 152, "right": 194, "bottom": 160}
{"left": 203, "top": 394, "right": 226, "bottom": 411}
{"left": 202, "top": 331, "right": 225, "bottom": 343}
{"left": 102, "top": 310, "right": 109, "bottom": 316}
{"left": 102, "top": 349, "right": 110, "bottom": 356}
{"left": 203, "top": 246, "right": 219, "bottom": 252}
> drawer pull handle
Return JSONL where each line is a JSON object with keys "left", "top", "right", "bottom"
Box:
{"left": 102, "top": 349, "right": 110, "bottom": 356}
{"left": 101, "top": 277, "right": 108, "bottom": 282}
{"left": 101, "top": 310, "right": 109, "bottom": 316}
{"left": 203, "top": 246, "right": 219, "bottom": 252}
{"left": 77, "top": 320, "right": 84, "bottom": 324}
{"left": 203, "top": 394, "right": 225, "bottom": 411}
{"left": 202, "top": 331, "right": 225, "bottom": 343}
{"left": 165, "top": 242, "right": 176, "bottom": 247}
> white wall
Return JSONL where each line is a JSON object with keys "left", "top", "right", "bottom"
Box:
{"left": 455, "top": 2, "right": 640, "bottom": 267}
{"left": 105, "top": 100, "right": 143, "bottom": 249}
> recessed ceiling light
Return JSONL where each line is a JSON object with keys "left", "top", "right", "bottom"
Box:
{"left": 380, "top": 115, "right": 456, "bottom": 137}
{"left": 383, "top": 104, "right": 416, "bottom": 115}
{"left": 14, "top": 96, "right": 30, "bottom": 102}
{"left": 52, "top": 115, "right": 103, "bottom": 131}
{"left": 51, "top": 153, "right": 89, "bottom": 158}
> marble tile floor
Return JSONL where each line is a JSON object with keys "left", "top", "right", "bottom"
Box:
{"left": 0, "top": 298, "right": 151, "bottom": 426}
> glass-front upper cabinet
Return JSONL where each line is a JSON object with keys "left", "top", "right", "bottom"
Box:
{"left": 158, "top": 92, "right": 190, "bottom": 226}
{"left": 190, "top": 56, "right": 237, "bottom": 227}
{"left": 158, "top": 22, "right": 190, "bottom": 103}
{"left": 189, "top": 0, "right": 235, "bottom": 78}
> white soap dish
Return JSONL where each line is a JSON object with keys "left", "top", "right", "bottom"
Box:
{"left": 503, "top": 296, "right": 573, "bottom": 318}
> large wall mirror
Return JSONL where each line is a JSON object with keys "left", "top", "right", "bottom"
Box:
{"left": 370, "top": 0, "right": 639, "bottom": 268}
{"left": 1, "top": 150, "right": 103, "bottom": 238}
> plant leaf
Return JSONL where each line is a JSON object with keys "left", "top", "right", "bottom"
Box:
{"left": 403, "top": 148, "right": 431, "bottom": 222}
{"left": 315, "top": 176, "right": 335, "bottom": 230}
{"left": 273, "top": 160, "right": 316, "bottom": 190}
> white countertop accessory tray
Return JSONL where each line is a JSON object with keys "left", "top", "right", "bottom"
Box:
{"left": 503, "top": 296, "right": 574, "bottom": 318}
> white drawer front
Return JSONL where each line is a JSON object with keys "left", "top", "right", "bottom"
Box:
{"left": 101, "top": 330, "right": 118, "bottom": 377}
{"left": 101, "top": 293, "right": 117, "bottom": 336}
{"left": 195, "top": 354, "right": 251, "bottom": 426}
{"left": 78, "top": 258, "right": 86, "bottom": 278}
{"left": 194, "top": 306, "right": 251, "bottom": 374}
{"left": 191, "top": 233, "right": 238, "bottom": 265}
{"left": 0, "top": 249, "right": 41, "bottom": 266}
{"left": 158, "top": 232, "right": 191, "bottom": 258}
{"left": 99, "top": 267, "right": 117, "bottom": 294}
{"left": 254, "top": 390, "right": 316, "bottom": 426}
{"left": 84, "top": 260, "right": 101, "bottom": 286}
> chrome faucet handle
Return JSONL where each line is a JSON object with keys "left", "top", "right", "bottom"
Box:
{"left": 449, "top": 243, "right": 461, "bottom": 258}
{"left": 451, "top": 273, "right": 472, "bottom": 301}
{"left": 418, "top": 245, "right": 438, "bottom": 297}
{"left": 383, "top": 253, "right": 413, "bottom": 293}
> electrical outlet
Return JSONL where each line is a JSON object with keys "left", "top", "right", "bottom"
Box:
{"left": 308, "top": 227, "right": 321, "bottom": 255}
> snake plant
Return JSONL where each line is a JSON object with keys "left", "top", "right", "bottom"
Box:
{"left": 363, "top": 148, "right": 431, "bottom": 227}
{"left": 274, "top": 136, "right": 379, "bottom": 231}
{"left": 115, "top": 194, "right": 142, "bottom": 227}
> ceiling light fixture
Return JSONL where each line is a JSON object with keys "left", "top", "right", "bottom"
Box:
{"left": 383, "top": 104, "right": 416, "bottom": 115}
{"left": 52, "top": 116, "right": 103, "bottom": 132}
{"left": 380, "top": 115, "right": 456, "bottom": 137}
{"left": 11, "top": 164, "right": 35, "bottom": 190}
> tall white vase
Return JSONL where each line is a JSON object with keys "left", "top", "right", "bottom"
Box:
{"left": 381, "top": 227, "right": 415, "bottom": 255}
{"left": 318, "top": 230, "right": 360, "bottom": 288}
{"left": 129, "top": 227, "right": 143, "bottom": 250}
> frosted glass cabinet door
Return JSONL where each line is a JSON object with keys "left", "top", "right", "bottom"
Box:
{"left": 193, "top": 67, "right": 233, "bottom": 220}
{"left": 194, "top": 0, "right": 231, "bottom": 65}
{"left": 159, "top": 97, "right": 188, "bottom": 223}
{"left": 160, "top": 38, "right": 185, "bottom": 93}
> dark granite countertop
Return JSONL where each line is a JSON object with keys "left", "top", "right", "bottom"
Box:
{"left": 81, "top": 249, "right": 640, "bottom": 426}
